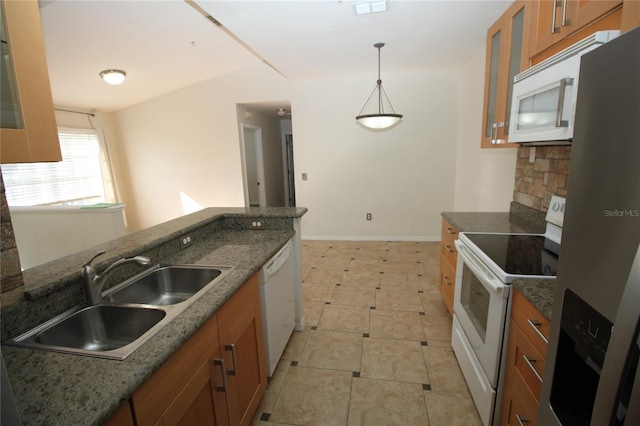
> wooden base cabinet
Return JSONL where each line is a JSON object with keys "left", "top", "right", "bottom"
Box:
{"left": 129, "top": 273, "right": 266, "bottom": 426}
{"left": 499, "top": 290, "right": 550, "bottom": 426}
{"left": 217, "top": 274, "right": 267, "bottom": 426}
{"left": 103, "top": 402, "right": 135, "bottom": 426}
{"left": 132, "top": 312, "right": 228, "bottom": 426}
{"left": 439, "top": 218, "right": 459, "bottom": 316}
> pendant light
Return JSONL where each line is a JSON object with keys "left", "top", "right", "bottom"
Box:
{"left": 356, "top": 42, "right": 403, "bottom": 130}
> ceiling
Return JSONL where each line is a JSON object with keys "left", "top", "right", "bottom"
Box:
{"left": 38, "top": 0, "right": 511, "bottom": 112}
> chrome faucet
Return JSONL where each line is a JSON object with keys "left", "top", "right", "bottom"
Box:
{"left": 82, "top": 250, "right": 151, "bottom": 305}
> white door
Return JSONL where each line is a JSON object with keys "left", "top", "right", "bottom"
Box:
{"left": 241, "top": 124, "right": 266, "bottom": 207}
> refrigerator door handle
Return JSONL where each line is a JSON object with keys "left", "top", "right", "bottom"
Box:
{"left": 591, "top": 243, "right": 640, "bottom": 425}
{"left": 624, "top": 352, "right": 640, "bottom": 425}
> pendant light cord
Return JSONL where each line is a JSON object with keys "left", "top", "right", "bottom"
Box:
{"left": 356, "top": 41, "right": 402, "bottom": 121}
{"left": 377, "top": 44, "right": 383, "bottom": 114}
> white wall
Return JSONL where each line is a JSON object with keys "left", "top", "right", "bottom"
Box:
{"left": 111, "top": 65, "right": 291, "bottom": 231}
{"left": 292, "top": 69, "right": 460, "bottom": 240}
{"left": 108, "top": 47, "right": 517, "bottom": 238}
{"left": 10, "top": 205, "right": 126, "bottom": 269}
{"left": 453, "top": 44, "right": 517, "bottom": 211}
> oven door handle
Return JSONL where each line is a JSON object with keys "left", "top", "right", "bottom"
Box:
{"left": 455, "top": 240, "right": 509, "bottom": 297}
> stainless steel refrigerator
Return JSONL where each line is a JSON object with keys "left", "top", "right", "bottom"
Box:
{"left": 538, "top": 26, "right": 640, "bottom": 425}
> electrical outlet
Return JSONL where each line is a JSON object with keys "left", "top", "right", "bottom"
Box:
{"left": 180, "top": 235, "right": 193, "bottom": 249}
{"left": 302, "top": 173, "right": 308, "bottom": 181}
{"left": 366, "top": 213, "right": 372, "bottom": 221}
{"left": 529, "top": 147, "right": 536, "bottom": 163}
{"left": 251, "top": 220, "right": 263, "bottom": 229}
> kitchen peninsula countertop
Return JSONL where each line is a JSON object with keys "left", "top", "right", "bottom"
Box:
{"left": 441, "top": 209, "right": 555, "bottom": 320}
{"left": 2, "top": 207, "right": 306, "bottom": 425}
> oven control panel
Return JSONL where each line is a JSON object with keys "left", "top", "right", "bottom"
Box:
{"left": 546, "top": 195, "right": 566, "bottom": 227}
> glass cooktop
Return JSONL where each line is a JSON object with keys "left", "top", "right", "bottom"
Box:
{"left": 464, "top": 233, "right": 559, "bottom": 276}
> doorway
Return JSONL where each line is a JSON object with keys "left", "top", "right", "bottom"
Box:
{"left": 241, "top": 124, "right": 266, "bottom": 207}
{"left": 285, "top": 134, "right": 296, "bottom": 207}
{"left": 237, "top": 102, "right": 295, "bottom": 208}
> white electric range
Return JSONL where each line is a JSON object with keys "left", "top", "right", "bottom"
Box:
{"left": 451, "top": 196, "right": 565, "bottom": 425}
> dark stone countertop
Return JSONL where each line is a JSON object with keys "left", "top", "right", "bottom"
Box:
{"left": 441, "top": 211, "right": 546, "bottom": 234}
{"left": 441, "top": 208, "right": 554, "bottom": 319}
{"left": 512, "top": 278, "right": 555, "bottom": 321}
{"left": 1, "top": 207, "right": 306, "bottom": 425}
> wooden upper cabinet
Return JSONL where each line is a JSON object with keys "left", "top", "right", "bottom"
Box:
{"left": 1, "top": 0, "right": 61, "bottom": 164}
{"left": 530, "top": 0, "right": 622, "bottom": 58}
{"left": 481, "top": 1, "right": 534, "bottom": 149}
{"left": 621, "top": 0, "right": 640, "bottom": 32}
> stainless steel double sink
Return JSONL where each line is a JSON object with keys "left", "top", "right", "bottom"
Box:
{"left": 5, "top": 264, "right": 231, "bottom": 360}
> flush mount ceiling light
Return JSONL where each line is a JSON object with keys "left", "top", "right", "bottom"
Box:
{"left": 355, "top": 42, "right": 403, "bottom": 130}
{"left": 99, "top": 69, "right": 126, "bottom": 85}
{"left": 276, "top": 108, "right": 287, "bottom": 117}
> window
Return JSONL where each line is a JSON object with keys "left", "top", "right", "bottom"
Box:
{"left": 2, "top": 129, "right": 107, "bottom": 206}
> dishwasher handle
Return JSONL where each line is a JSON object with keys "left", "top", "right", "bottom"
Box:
{"left": 263, "top": 240, "right": 292, "bottom": 281}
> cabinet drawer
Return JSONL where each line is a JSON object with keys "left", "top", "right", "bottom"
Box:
{"left": 511, "top": 290, "right": 550, "bottom": 357}
{"left": 440, "top": 218, "right": 458, "bottom": 268}
{"left": 510, "top": 320, "right": 545, "bottom": 400}
{"left": 507, "top": 369, "right": 539, "bottom": 425}
{"left": 441, "top": 218, "right": 458, "bottom": 248}
{"left": 439, "top": 260, "right": 455, "bottom": 316}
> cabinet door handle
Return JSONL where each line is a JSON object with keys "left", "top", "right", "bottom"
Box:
{"left": 445, "top": 244, "right": 455, "bottom": 254}
{"left": 445, "top": 227, "right": 457, "bottom": 235}
{"left": 516, "top": 414, "right": 529, "bottom": 425}
{"left": 491, "top": 122, "right": 505, "bottom": 144}
{"left": 225, "top": 344, "right": 238, "bottom": 376}
{"left": 555, "top": 78, "right": 574, "bottom": 128}
{"left": 551, "top": 0, "right": 560, "bottom": 33}
{"left": 561, "top": 0, "right": 570, "bottom": 27}
{"left": 522, "top": 355, "right": 543, "bottom": 383}
{"left": 527, "top": 318, "right": 549, "bottom": 344}
{"left": 444, "top": 275, "right": 453, "bottom": 286}
{"left": 213, "top": 358, "right": 228, "bottom": 391}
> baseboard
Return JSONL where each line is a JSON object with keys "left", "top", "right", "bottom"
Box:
{"left": 301, "top": 235, "right": 440, "bottom": 242}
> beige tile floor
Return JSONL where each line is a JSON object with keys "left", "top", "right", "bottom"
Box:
{"left": 252, "top": 240, "right": 482, "bottom": 426}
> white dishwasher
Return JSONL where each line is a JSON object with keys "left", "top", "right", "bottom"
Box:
{"left": 259, "top": 238, "right": 296, "bottom": 377}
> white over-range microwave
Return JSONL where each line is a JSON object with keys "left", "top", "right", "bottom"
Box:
{"left": 508, "top": 30, "right": 619, "bottom": 145}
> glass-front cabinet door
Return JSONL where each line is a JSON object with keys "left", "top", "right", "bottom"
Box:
{"left": 0, "top": 0, "right": 60, "bottom": 163}
{"left": 0, "top": 4, "right": 22, "bottom": 130}
{"left": 481, "top": 1, "right": 532, "bottom": 148}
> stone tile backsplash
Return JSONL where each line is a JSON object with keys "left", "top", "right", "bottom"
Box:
{"left": 0, "top": 170, "right": 24, "bottom": 307}
{"left": 513, "top": 146, "right": 571, "bottom": 212}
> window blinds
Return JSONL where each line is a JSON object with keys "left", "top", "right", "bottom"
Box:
{"left": 2, "top": 130, "right": 106, "bottom": 206}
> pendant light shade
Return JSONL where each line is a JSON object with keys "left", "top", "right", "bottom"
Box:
{"left": 356, "top": 43, "right": 403, "bottom": 130}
